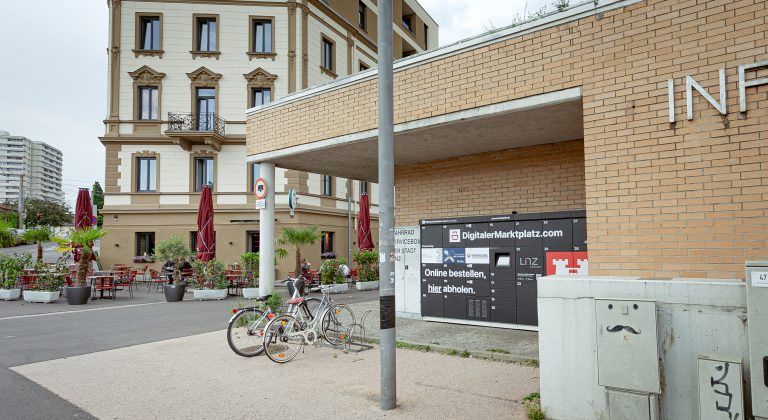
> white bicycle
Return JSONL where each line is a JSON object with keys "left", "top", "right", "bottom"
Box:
{"left": 262, "top": 286, "right": 355, "bottom": 363}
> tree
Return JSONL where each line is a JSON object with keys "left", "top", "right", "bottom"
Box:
{"left": 154, "top": 235, "right": 192, "bottom": 284}
{"left": 92, "top": 182, "right": 104, "bottom": 228}
{"left": 54, "top": 228, "right": 109, "bottom": 287}
{"left": 277, "top": 225, "right": 320, "bottom": 276}
{"left": 21, "top": 227, "right": 52, "bottom": 262}
{"left": 24, "top": 198, "right": 73, "bottom": 228}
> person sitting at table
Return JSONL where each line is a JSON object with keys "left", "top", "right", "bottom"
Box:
{"left": 163, "top": 260, "right": 192, "bottom": 284}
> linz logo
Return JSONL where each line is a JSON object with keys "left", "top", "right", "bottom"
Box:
{"left": 449, "top": 229, "right": 460, "bottom": 243}
{"left": 519, "top": 257, "right": 538, "bottom": 266}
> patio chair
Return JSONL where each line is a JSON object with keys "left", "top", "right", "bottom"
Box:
{"left": 20, "top": 274, "right": 37, "bottom": 291}
{"left": 94, "top": 276, "right": 116, "bottom": 299}
{"left": 148, "top": 269, "right": 166, "bottom": 291}
{"left": 226, "top": 270, "right": 244, "bottom": 296}
{"left": 115, "top": 271, "right": 135, "bottom": 298}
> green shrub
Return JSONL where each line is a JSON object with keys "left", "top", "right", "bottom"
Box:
{"left": 522, "top": 392, "right": 544, "bottom": 420}
{"left": 0, "top": 252, "right": 31, "bottom": 289}
{"left": 353, "top": 249, "right": 379, "bottom": 282}
{"left": 261, "top": 294, "right": 282, "bottom": 313}
{"left": 319, "top": 257, "right": 348, "bottom": 285}
{"left": 190, "top": 259, "right": 228, "bottom": 290}
{"left": 240, "top": 252, "right": 259, "bottom": 287}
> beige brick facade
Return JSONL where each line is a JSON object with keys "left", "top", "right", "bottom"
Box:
{"left": 248, "top": 0, "right": 768, "bottom": 279}
{"left": 395, "top": 140, "right": 586, "bottom": 224}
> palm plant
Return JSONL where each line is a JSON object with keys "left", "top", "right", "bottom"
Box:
{"left": 21, "top": 227, "right": 52, "bottom": 262}
{"left": 54, "top": 228, "right": 109, "bottom": 287}
{"left": 277, "top": 225, "right": 320, "bottom": 276}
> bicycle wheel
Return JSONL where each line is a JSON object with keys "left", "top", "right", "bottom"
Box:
{"left": 227, "top": 308, "right": 267, "bottom": 357}
{"left": 322, "top": 304, "right": 355, "bottom": 346}
{"left": 263, "top": 314, "right": 304, "bottom": 363}
{"left": 301, "top": 297, "right": 321, "bottom": 321}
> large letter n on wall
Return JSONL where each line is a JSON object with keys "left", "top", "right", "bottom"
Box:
{"left": 686, "top": 69, "right": 726, "bottom": 120}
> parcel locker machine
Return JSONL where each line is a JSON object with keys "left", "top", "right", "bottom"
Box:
{"left": 420, "top": 210, "right": 587, "bottom": 329}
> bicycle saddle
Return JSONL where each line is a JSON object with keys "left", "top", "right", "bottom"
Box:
{"left": 287, "top": 297, "right": 304, "bottom": 305}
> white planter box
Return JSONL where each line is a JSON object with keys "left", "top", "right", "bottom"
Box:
{"left": 322, "top": 283, "right": 349, "bottom": 293}
{"left": 356, "top": 281, "right": 379, "bottom": 291}
{"left": 23, "top": 290, "right": 60, "bottom": 303}
{"left": 192, "top": 289, "right": 228, "bottom": 300}
{"left": 242, "top": 288, "right": 260, "bottom": 299}
{"left": 0, "top": 288, "right": 21, "bottom": 301}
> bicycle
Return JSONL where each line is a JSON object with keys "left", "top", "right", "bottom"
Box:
{"left": 262, "top": 286, "right": 355, "bottom": 363}
{"left": 227, "top": 276, "right": 320, "bottom": 357}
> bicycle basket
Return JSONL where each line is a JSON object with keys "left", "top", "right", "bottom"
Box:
{"left": 286, "top": 277, "right": 306, "bottom": 297}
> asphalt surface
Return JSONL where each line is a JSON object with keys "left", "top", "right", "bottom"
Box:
{"left": 0, "top": 241, "right": 62, "bottom": 263}
{"left": 0, "top": 286, "right": 380, "bottom": 419}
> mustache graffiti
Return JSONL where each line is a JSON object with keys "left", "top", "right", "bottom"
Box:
{"left": 606, "top": 325, "right": 642, "bottom": 334}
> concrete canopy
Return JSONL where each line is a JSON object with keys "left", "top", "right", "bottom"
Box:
{"left": 250, "top": 88, "right": 584, "bottom": 182}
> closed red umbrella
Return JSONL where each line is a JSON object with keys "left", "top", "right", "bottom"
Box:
{"left": 73, "top": 188, "right": 94, "bottom": 262}
{"left": 196, "top": 185, "right": 215, "bottom": 262}
{"left": 357, "top": 193, "right": 374, "bottom": 251}
{"left": 75, "top": 188, "right": 93, "bottom": 229}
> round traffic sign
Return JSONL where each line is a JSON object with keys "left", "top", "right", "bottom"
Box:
{"left": 253, "top": 177, "right": 267, "bottom": 200}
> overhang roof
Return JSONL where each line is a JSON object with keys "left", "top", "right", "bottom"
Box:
{"left": 249, "top": 88, "right": 584, "bottom": 182}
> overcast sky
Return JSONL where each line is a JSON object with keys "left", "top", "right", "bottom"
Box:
{"left": 0, "top": 0, "right": 554, "bottom": 208}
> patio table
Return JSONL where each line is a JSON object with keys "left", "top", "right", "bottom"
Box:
{"left": 86, "top": 275, "right": 118, "bottom": 300}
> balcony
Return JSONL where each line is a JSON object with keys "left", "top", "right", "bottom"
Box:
{"left": 165, "top": 112, "right": 226, "bottom": 151}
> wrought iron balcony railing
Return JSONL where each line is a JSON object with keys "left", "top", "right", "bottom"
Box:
{"left": 166, "top": 112, "right": 226, "bottom": 136}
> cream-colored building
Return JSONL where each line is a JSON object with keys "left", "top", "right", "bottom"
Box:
{"left": 99, "top": 0, "right": 437, "bottom": 274}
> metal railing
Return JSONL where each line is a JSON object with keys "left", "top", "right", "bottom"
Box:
{"left": 166, "top": 112, "right": 226, "bottom": 135}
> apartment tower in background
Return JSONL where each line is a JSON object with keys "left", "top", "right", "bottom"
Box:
{"left": 0, "top": 130, "right": 64, "bottom": 204}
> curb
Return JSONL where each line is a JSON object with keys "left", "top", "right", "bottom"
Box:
{"left": 356, "top": 336, "right": 539, "bottom": 365}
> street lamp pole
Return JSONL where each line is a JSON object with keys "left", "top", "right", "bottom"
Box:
{"left": 17, "top": 174, "right": 24, "bottom": 229}
{"left": 377, "top": 0, "right": 396, "bottom": 411}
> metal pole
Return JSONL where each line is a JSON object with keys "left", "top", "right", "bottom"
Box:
{"left": 17, "top": 174, "right": 24, "bottom": 229}
{"left": 347, "top": 178, "right": 352, "bottom": 264}
{"left": 377, "top": 0, "right": 396, "bottom": 411}
{"left": 91, "top": 188, "right": 98, "bottom": 229}
{"left": 258, "top": 162, "right": 276, "bottom": 297}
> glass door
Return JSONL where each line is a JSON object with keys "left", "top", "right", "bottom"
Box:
{"left": 196, "top": 88, "right": 215, "bottom": 131}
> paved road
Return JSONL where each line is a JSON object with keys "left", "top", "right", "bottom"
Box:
{"left": 0, "top": 241, "right": 62, "bottom": 263}
{"left": 0, "top": 287, "right": 379, "bottom": 419}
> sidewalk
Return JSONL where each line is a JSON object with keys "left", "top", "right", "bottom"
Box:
{"left": 345, "top": 299, "right": 539, "bottom": 362}
{"left": 13, "top": 331, "right": 540, "bottom": 419}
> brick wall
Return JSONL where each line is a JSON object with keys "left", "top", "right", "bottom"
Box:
{"left": 395, "top": 140, "right": 586, "bottom": 224}
{"left": 248, "top": 0, "right": 768, "bottom": 279}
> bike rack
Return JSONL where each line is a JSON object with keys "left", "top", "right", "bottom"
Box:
{"left": 344, "top": 310, "right": 374, "bottom": 353}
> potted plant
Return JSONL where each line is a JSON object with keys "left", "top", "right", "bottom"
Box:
{"left": 54, "top": 227, "right": 109, "bottom": 305}
{"left": 240, "top": 252, "right": 260, "bottom": 299}
{"left": 0, "top": 252, "right": 31, "bottom": 301}
{"left": 320, "top": 257, "right": 348, "bottom": 293}
{"left": 354, "top": 249, "right": 379, "bottom": 290}
{"left": 23, "top": 260, "right": 66, "bottom": 303}
{"left": 190, "top": 259, "right": 228, "bottom": 300}
{"left": 154, "top": 235, "right": 192, "bottom": 302}
{"left": 277, "top": 225, "right": 320, "bottom": 277}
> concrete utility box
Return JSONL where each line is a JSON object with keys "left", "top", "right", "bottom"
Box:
{"left": 697, "top": 355, "right": 744, "bottom": 420}
{"left": 746, "top": 261, "right": 768, "bottom": 419}
{"left": 595, "top": 299, "right": 660, "bottom": 394}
